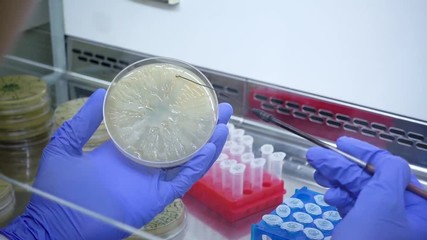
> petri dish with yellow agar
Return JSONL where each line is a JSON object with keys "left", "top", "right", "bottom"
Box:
{"left": 104, "top": 57, "right": 218, "bottom": 167}
{"left": 126, "top": 199, "right": 187, "bottom": 240}
{"left": 54, "top": 97, "right": 109, "bottom": 151}
{"left": 0, "top": 75, "right": 48, "bottom": 112}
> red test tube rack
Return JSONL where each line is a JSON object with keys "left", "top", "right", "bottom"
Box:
{"left": 188, "top": 163, "right": 286, "bottom": 222}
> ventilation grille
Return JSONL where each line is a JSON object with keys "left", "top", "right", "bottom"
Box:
{"left": 251, "top": 92, "right": 427, "bottom": 152}
{"left": 72, "top": 48, "right": 129, "bottom": 71}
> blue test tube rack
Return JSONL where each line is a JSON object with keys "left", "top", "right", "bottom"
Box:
{"left": 251, "top": 187, "right": 342, "bottom": 240}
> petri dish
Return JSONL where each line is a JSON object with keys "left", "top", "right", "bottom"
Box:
{"left": 104, "top": 57, "right": 218, "bottom": 167}
{"left": 126, "top": 199, "right": 187, "bottom": 239}
{"left": 0, "top": 75, "right": 47, "bottom": 111}
{"left": 54, "top": 97, "right": 109, "bottom": 150}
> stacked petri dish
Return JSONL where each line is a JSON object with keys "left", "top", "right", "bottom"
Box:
{"left": 0, "top": 179, "right": 15, "bottom": 224}
{"left": 0, "top": 75, "right": 52, "bottom": 184}
{"left": 53, "top": 97, "right": 110, "bottom": 152}
{"left": 126, "top": 199, "right": 187, "bottom": 240}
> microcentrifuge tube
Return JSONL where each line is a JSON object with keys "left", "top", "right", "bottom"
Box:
{"left": 303, "top": 227, "right": 324, "bottom": 240}
{"left": 275, "top": 204, "right": 291, "bottom": 218}
{"left": 212, "top": 153, "right": 228, "bottom": 186}
{"left": 230, "top": 163, "right": 246, "bottom": 199}
{"left": 314, "top": 195, "right": 329, "bottom": 207}
{"left": 227, "top": 123, "right": 235, "bottom": 133}
{"left": 230, "top": 128, "right": 245, "bottom": 144}
{"left": 250, "top": 158, "right": 266, "bottom": 192}
{"left": 241, "top": 135, "right": 254, "bottom": 153}
{"left": 223, "top": 140, "right": 237, "bottom": 157}
{"left": 284, "top": 198, "right": 304, "bottom": 209}
{"left": 260, "top": 144, "right": 274, "bottom": 171}
{"left": 241, "top": 152, "right": 255, "bottom": 165}
{"left": 262, "top": 214, "right": 283, "bottom": 226}
{"left": 280, "top": 221, "right": 303, "bottom": 232}
{"left": 313, "top": 218, "right": 334, "bottom": 231}
{"left": 229, "top": 145, "right": 245, "bottom": 162}
{"left": 305, "top": 203, "right": 322, "bottom": 216}
{"left": 220, "top": 159, "right": 237, "bottom": 191}
{"left": 322, "top": 211, "right": 342, "bottom": 222}
{"left": 293, "top": 212, "right": 313, "bottom": 224}
{"left": 268, "top": 152, "right": 286, "bottom": 181}
{"left": 324, "top": 236, "right": 332, "bottom": 240}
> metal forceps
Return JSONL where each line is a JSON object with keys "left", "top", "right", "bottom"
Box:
{"left": 252, "top": 108, "right": 427, "bottom": 200}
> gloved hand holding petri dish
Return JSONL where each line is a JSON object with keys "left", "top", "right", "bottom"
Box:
{"left": 103, "top": 57, "right": 218, "bottom": 167}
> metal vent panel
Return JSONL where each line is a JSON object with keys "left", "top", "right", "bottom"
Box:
{"left": 246, "top": 80, "right": 427, "bottom": 168}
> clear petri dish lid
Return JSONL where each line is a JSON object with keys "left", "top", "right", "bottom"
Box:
{"left": 0, "top": 107, "right": 52, "bottom": 130}
{"left": 0, "top": 95, "right": 50, "bottom": 116}
{"left": 104, "top": 57, "right": 218, "bottom": 168}
{"left": 0, "top": 179, "right": 13, "bottom": 201}
{"left": 0, "top": 131, "right": 50, "bottom": 148}
{"left": 0, "top": 122, "right": 53, "bottom": 142}
{"left": 0, "top": 75, "right": 47, "bottom": 110}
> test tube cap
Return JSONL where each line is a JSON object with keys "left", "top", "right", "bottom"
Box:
{"left": 229, "top": 163, "right": 246, "bottom": 174}
{"left": 313, "top": 218, "right": 334, "bottom": 231}
{"left": 262, "top": 214, "right": 283, "bottom": 226}
{"left": 260, "top": 144, "right": 274, "bottom": 154}
{"left": 217, "top": 153, "right": 228, "bottom": 162}
{"left": 250, "top": 158, "right": 266, "bottom": 168}
{"left": 293, "top": 212, "right": 313, "bottom": 224}
{"left": 269, "top": 151, "right": 286, "bottom": 162}
{"left": 220, "top": 159, "right": 237, "bottom": 169}
{"left": 303, "top": 227, "right": 324, "bottom": 240}
{"left": 241, "top": 152, "right": 255, "bottom": 164}
{"left": 242, "top": 135, "right": 254, "bottom": 144}
{"left": 230, "top": 145, "right": 245, "bottom": 156}
{"left": 231, "top": 128, "right": 245, "bottom": 137}
{"left": 305, "top": 203, "right": 322, "bottom": 216}
{"left": 314, "top": 195, "right": 329, "bottom": 207}
{"left": 280, "top": 221, "right": 304, "bottom": 232}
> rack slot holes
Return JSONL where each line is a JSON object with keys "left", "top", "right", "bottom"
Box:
{"left": 319, "top": 110, "right": 333, "bottom": 118}
{"left": 254, "top": 94, "right": 268, "bottom": 101}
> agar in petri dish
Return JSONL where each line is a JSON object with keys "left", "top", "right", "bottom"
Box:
{"left": 54, "top": 97, "right": 109, "bottom": 150}
{"left": 126, "top": 199, "right": 187, "bottom": 239}
{"left": 104, "top": 57, "right": 218, "bottom": 167}
{"left": 0, "top": 75, "right": 47, "bottom": 111}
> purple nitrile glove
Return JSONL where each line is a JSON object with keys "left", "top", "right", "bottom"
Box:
{"left": 306, "top": 136, "right": 427, "bottom": 240}
{"left": 1, "top": 88, "right": 233, "bottom": 240}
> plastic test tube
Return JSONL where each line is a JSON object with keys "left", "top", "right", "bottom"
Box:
{"left": 230, "top": 128, "right": 245, "bottom": 144}
{"left": 241, "top": 135, "right": 254, "bottom": 153}
{"left": 268, "top": 152, "right": 286, "bottom": 181}
{"left": 241, "top": 152, "right": 255, "bottom": 165}
{"left": 229, "top": 144, "right": 245, "bottom": 162}
{"left": 222, "top": 140, "right": 237, "bottom": 157}
{"left": 220, "top": 159, "right": 237, "bottom": 191}
{"left": 212, "top": 153, "right": 229, "bottom": 186}
{"left": 250, "top": 158, "right": 266, "bottom": 192}
{"left": 230, "top": 163, "right": 246, "bottom": 199}
{"left": 260, "top": 144, "right": 274, "bottom": 172}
